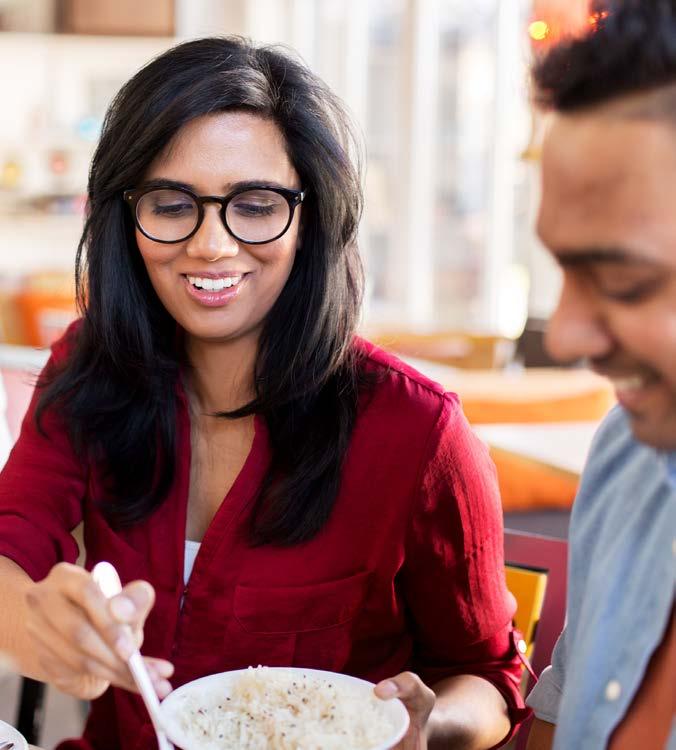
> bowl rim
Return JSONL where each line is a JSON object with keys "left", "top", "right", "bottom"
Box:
{"left": 0, "top": 718, "right": 28, "bottom": 750}
{"left": 160, "top": 666, "right": 410, "bottom": 750}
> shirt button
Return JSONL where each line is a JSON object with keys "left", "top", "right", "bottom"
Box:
{"left": 605, "top": 680, "right": 622, "bottom": 702}
{"left": 517, "top": 639, "right": 528, "bottom": 654}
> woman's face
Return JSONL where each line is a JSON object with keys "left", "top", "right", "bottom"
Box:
{"left": 135, "top": 111, "right": 302, "bottom": 346}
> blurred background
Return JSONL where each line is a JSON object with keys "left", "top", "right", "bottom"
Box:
{"left": 0, "top": 0, "right": 599, "bottom": 358}
{"left": 0, "top": 2, "right": 617, "bottom": 743}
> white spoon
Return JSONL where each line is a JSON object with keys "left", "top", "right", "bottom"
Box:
{"left": 91, "top": 561, "right": 174, "bottom": 750}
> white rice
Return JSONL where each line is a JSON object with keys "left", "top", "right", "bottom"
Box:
{"left": 171, "top": 666, "right": 397, "bottom": 750}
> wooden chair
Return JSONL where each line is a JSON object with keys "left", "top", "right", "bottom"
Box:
{"left": 505, "top": 564, "right": 547, "bottom": 664}
{"left": 504, "top": 529, "right": 568, "bottom": 750}
{"left": 365, "top": 329, "right": 516, "bottom": 369}
{"left": 0, "top": 347, "right": 49, "bottom": 746}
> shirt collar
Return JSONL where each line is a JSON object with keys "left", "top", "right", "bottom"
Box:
{"left": 661, "top": 451, "right": 676, "bottom": 490}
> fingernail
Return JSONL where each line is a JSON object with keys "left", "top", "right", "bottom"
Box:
{"left": 158, "top": 661, "right": 174, "bottom": 677}
{"left": 115, "top": 634, "right": 135, "bottom": 660}
{"left": 157, "top": 679, "right": 172, "bottom": 698}
{"left": 378, "top": 680, "right": 399, "bottom": 698}
{"left": 149, "top": 661, "right": 174, "bottom": 678}
{"left": 133, "top": 584, "right": 151, "bottom": 609}
{"left": 110, "top": 596, "right": 136, "bottom": 622}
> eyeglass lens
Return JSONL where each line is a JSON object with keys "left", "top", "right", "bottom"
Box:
{"left": 135, "top": 188, "right": 292, "bottom": 243}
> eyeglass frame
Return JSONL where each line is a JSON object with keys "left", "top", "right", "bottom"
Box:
{"left": 123, "top": 183, "right": 306, "bottom": 246}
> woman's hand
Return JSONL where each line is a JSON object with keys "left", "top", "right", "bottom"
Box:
{"left": 24, "top": 562, "right": 174, "bottom": 700}
{"left": 375, "top": 671, "right": 436, "bottom": 750}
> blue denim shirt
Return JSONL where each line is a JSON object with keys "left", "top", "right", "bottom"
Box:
{"left": 526, "top": 406, "right": 676, "bottom": 749}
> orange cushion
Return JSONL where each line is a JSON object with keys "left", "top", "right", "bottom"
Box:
{"left": 453, "top": 370, "right": 613, "bottom": 511}
{"left": 387, "top": 360, "right": 614, "bottom": 511}
{"left": 449, "top": 368, "right": 615, "bottom": 425}
{"left": 490, "top": 447, "right": 580, "bottom": 512}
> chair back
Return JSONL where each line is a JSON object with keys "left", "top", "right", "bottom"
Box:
{"left": 366, "top": 329, "right": 516, "bottom": 369}
{"left": 505, "top": 564, "right": 547, "bottom": 662}
{"left": 504, "top": 528, "right": 568, "bottom": 750}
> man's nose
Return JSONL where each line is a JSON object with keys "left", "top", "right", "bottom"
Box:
{"left": 545, "top": 275, "right": 614, "bottom": 365}
{"left": 186, "top": 204, "right": 239, "bottom": 262}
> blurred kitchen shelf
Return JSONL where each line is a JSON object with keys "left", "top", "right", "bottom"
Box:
{"left": 0, "top": 213, "right": 82, "bottom": 274}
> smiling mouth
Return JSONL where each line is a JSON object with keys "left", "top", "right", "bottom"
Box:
{"left": 594, "top": 370, "right": 665, "bottom": 415}
{"left": 184, "top": 274, "right": 245, "bottom": 291}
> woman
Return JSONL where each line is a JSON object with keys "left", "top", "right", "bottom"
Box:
{"left": 0, "top": 37, "right": 525, "bottom": 750}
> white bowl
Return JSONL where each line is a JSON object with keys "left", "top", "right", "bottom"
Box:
{"left": 160, "top": 666, "right": 410, "bottom": 750}
{"left": 0, "top": 719, "right": 28, "bottom": 750}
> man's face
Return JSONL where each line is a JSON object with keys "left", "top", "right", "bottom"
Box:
{"left": 539, "top": 110, "right": 676, "bottom": 449}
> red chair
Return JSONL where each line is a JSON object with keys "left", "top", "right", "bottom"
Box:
{"left": 504, "top": 528, "right": 568, "bottom": 750}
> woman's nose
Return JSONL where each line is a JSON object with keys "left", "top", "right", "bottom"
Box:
{"left": 185, "top": 204, "right": 239, "bottom": 262}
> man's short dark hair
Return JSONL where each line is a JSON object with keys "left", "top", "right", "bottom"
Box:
{"left": 534, "top": 0, "right": 676, "bottom": 114}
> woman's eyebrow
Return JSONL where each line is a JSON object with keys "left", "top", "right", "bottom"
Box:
{"left": 227, "top": 179, "right": 291, "bottom": 190}
{"left": 137, "top": 178, "right": 293, "bottom": 192}
{"left": 138, "top": 177, "right": 196, "bottom": 191}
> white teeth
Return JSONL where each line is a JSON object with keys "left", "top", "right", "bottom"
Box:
{"left": 611, "top": 376, "right": 646, "bottom": 391}
{"left": 186, "top": 275, "right": 242, "bottom": 291}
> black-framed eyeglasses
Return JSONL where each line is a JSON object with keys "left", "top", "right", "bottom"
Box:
{"left": 123, "top": 184, "right": 305, "bottom": 245}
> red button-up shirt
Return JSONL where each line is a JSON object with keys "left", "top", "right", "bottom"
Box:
{"left": 0, "top": 329, "right": 525, "bottom": 749}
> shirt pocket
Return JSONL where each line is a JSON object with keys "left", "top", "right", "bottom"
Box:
{"left": 232, "top": 570, "right": 372, "bottom": 671}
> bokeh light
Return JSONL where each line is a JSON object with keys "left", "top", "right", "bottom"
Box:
{"left": 528, "top": 20, "right": 550, "bottom": 41}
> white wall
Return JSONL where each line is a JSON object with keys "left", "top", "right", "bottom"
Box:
{"left": 0, "top": 33, "right": 175, "bottom": 277}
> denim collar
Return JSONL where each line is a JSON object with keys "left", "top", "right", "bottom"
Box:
{"left": 662, "top": 451, "right": 676, "bottom": 490}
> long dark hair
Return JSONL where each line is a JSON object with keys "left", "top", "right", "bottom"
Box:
{"left": 37, "top": 36, "right": 366, "bottom": 545}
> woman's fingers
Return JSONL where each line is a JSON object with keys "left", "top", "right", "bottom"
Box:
{"left": 108, "top": 580, "right": 156, "bottom": 652}
{"left": 54, "top": 566, "right": 157, "bottom": 659}
{"left": 28, "top": 564, "right": 135, "bottom": 662}
{"left": 375, "top": 672, "right": 436, "bottom": 749}
{"left": 49, "top": 562, "right": 110, "bottom": 614}
{"left": 144, "top": 657, "right": 174, "bottom": 679}
{"left": 375, "top": 672, "right": 435, "bottom": 723}
{"left": 32, "top": 612, "right": 174, "bottom": 698}
{"left": 24, "top": 562, "right": 173, "bottom": 699}
{"left": 144, "top": 657, "right": 175, "bottom": 698}
{"left": 110, "top": 581, "right": 155, "bottom": 626}
{"left": 36, "top": 651, "right": 111, "bottom": 701}
{"left": 40, "top": 563, "right": 136, "bottom": 655}
{"left": 37, "top": 640, "right": 136, "bottom": 693}
{"left": 26, "top": 599, "right": 137, "bottom": 691}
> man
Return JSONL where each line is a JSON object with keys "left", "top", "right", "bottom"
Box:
{"left": 524, "top": 1, "right": 675, "bottom": 748}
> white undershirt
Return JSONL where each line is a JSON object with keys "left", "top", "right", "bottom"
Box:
{"left": 184, "top": 540, "right": 201, "bottom": 586}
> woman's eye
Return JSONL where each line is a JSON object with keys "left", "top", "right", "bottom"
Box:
{"left": 233, "top": 203, "right": 276, "bottom": 217}
{"left": 153, "top": 203, "right": 194, "bottom": 217}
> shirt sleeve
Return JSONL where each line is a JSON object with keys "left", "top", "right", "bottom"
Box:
{"left": 401, "top": 392, "right": 528, "bottom": 743}
{"left": 526, "top": 624, "right": 568, "bottom": 723}
{"left": 0, "top": 339, "right": 86, "bottom": 581}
